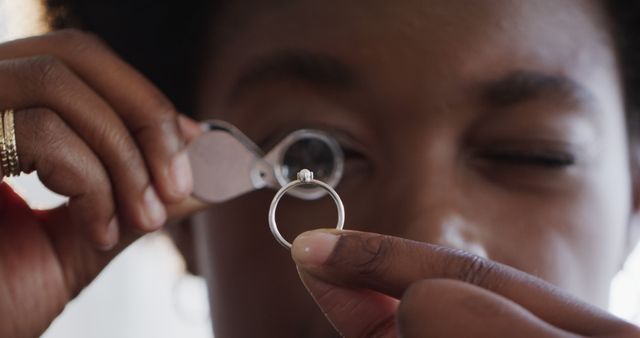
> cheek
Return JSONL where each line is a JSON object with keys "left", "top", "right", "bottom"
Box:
{"left": 561, "top": 184, "right": 628, "bottom": 307}
{"left": 578, "top": 161, "right": 631, "bottom": 280}
{"left": 193, "top": 191, "right": 332, "bottom": 336}
{"left": 482, "top": 165, "right": 631, "bottom": 306}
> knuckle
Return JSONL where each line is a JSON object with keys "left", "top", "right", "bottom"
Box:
{"left": 109, "top": 129, "right": 144, "bottom": 165}
{"left": 12, "top": 109, "right": 48, "bottom": 172}
{"left": 454, "top": 251, "right": 497, "bottom": 288}
{"left": 100, "top": 126, "right": 149, "bottom": 183}
{"left": 148, "top": 95, "right": 177, "bottom": 120}
{"left": 15, "top": 109, "right": 119, "bottom": 218}
{"left": 19, "top": 108, "right": 70, "bottom": 168}
{"left": 20, "top": 109, "right": 113, "bottom": 194}
{"left": 143, "top": 101, "right": 177, "bottom": 130}
{"left": 335, "top": 234, "right": 395, "bottom": 278}
{"left": 149, "top": 105, "right": 177, "bottom": 133}
{"left": 131, "top": 104, "right": 181, "bottom": 148}
{"left": 69, "top": 192, "right": 113, "bottom": 232}
{"left": 26, "top": 108, "right": 66, "bottom": 138}
{"left": 23, "top": 55, "right": 69, "bottom": 92}
{"left": 76, "top": 174, "right": 113, "bottom": 212}
{"left": 360, "top": 315, "right": 396, "bottom": 338}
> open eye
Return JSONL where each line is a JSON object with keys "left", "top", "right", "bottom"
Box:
{"left": 279, "top": 134, "right": 367, "bottom": 181}
{"left": 280, "top": 135, "right": 341, "bottom": 183}
{"left": 261, "top": 126, "right": 370, "bottom": 199}
{"left": 265, "top": 129, "right": 344, "bottom": 200}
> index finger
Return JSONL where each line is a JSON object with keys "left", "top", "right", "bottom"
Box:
{"left": 0, "top": 30, "right": 190, "bottom": 202}
{"left": 291, "top": 229, "right": 628, "bottom": 335}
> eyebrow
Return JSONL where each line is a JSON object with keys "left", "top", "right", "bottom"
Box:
{"left": 482, "top": 71, "right": 595, "bottom": 110}
{"left": 229, "top": 50, "right": 357, "bottom": 101}
{"left": 229, "top": 53, "right": 596, "bottom": 114}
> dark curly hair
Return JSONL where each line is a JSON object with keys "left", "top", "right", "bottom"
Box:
{"left": 607, "top": 1, "right": 640, "bottom": 145}
{"left": 43, "top": 0, "right": 219, "bottom": 114}
{"left": 42, "top": 0, "right": 640, "bottom": 143}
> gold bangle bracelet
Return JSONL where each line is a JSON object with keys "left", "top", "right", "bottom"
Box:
{"left": 0, "top": 109, "right": 9, "bottom": 178}
{"left": 2, "top": 109, "right": 20, "bottom": 177}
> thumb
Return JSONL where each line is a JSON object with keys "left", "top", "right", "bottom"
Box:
{"left": 293, "top": 231, "right": 399, "bottom": 338}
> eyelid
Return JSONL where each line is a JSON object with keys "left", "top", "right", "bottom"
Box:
{"left": 481, "top": 149, "right": 576, "bottom": 167}
{"left": 260, "top": 125, "right": 366, "bottom": 155}
{"left": 474, "top": 139, "right": 585, "bottom": 167}
{"left": 475, "top": 139, "right": 585, "bottom": 154}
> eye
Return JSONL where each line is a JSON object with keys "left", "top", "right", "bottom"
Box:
{"left": 479, "top": 146, "right": 576, "bottom": 169}
{"left": 280, "top": 135, "right": 340, "bottom": 183}
{"left": 341, "top": 144, "right": 367, "bottom": 161}
{"left": 262, "top": 127, "right": 367, "bottom": 163}
{"left": 262, "top": 126, "right": 370, "bottom": 197}
{"left": 277, "top": 131, "right": 367, "bottom": 181}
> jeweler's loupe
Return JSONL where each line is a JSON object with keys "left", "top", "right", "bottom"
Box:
{"left": 187, "top": 120, "right": 344, "bottom": 203}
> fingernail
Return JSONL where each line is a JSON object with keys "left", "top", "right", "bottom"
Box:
{"left": 170, "top": 151, "right": 193, "bottom": 197}
{"left": 100, "top": 217, "right": 119, "bottom": 251}
{"left": 143, "top": 186, "right": 167, "bottom": 230}
{"left": 291, "top": 230, "right": 339, "bottom": 267}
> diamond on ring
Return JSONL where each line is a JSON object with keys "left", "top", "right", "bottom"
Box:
{"left": 297, "top": 169, "right": 313, "bottom": 183}
{"left": 268, "top": 169, "right": 345, "bottom": 249}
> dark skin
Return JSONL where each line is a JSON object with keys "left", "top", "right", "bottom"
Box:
{"left": 0, "top": 29, "right": 207, "bottom": 337}
{"left": 0, "top": 0, "right": 639, "bottom": 337}
{"left": 189, "top": 0, "right": 640, "bottom": 336}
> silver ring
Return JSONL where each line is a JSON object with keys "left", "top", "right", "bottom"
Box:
{"left": 268, "top": 169, "right": 345, "bottom": 249}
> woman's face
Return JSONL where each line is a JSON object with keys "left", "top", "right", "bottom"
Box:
{"left": 189, "top": 0, "right": 636, "bottom": 337}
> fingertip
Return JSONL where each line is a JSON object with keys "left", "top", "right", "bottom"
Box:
{"left": 71, "top": 205, "right": 117, "bottom": 251}
{"left": 291, "top": 229, "right": 340, "bottom": 267}
{"left": 165, "top": 150, "right": 193, "bottom": 201}
{"left": 139, "top": 185, "right": 167, "bottom": 232}
{"left": 98, "top": 217, "right": 119, "bottom": 251}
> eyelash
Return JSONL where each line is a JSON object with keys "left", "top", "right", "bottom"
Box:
{"left": 341, "top": 144, "right": 366, "bottom": 160}
{"left": 265, "top": 125, "right": 577, "bottom": 171}
{"left": 260, "top": 126, "right": 366, "bottom": 159}
{"left": 480, "top": 149, "right": 576, "bottom": 168}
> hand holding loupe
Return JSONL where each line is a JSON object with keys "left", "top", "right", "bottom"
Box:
{"left": 187, "top": 120, "right": 346, "bottom": 248}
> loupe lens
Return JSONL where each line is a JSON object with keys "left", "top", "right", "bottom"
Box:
{"left": 281, "top": 137, "right": 335, "bottom": 184}
{"left": 271, "top": 130, "right": 344, "bottom": 200}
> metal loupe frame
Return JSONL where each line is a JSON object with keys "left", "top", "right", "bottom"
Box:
{"left": 269, "top": 129, "right": 345, "bottom": 200}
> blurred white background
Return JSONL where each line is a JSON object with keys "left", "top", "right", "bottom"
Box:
{"left": 9, "top": 174, "right": 213, "bottom": 338}
{"left": 1, "top": 1, "right": 639, "bottom": 337}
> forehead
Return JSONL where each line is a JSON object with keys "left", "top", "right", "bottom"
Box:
{"left": 213, "top": 0, "right": 611, "bottom": 64}
{"left": 203, "top": 0, "right": 619, "bottom": 122}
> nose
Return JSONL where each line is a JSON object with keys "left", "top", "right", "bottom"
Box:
{"left": 369, "top": 144, "right": 488, "bottom": 258}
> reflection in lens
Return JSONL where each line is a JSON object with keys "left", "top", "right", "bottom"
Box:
{"left": 281, "top": 137, "right": 335, "bottom": 186}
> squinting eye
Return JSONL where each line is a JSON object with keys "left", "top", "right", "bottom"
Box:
{"left": 481, "top": 149, "right": 576, "bottom": 168}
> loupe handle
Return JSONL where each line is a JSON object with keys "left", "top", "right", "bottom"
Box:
{"left": 186, "top": 121, "right": 277, "bottom": 204}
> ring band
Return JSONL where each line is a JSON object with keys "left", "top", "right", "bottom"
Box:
{"left": 0, "top": 110, "right": 8, "bottom": 176}
{"left": 1, "top": 109, "right": 20, "bottom": 178}
{"left": 268, "top": 169, "right": 345, "bottom": 249}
